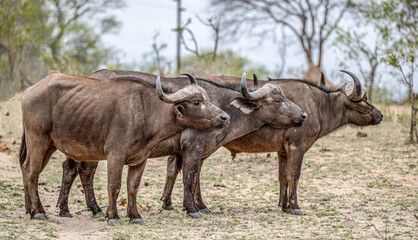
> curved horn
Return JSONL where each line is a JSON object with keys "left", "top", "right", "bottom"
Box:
{"left": 181, "top": 73, "right": 198, "bottom": 85}
{"left": 252, "top": 73, "right": 259, "bottom": 91}
{"left": 320, "top": 72, "right": 326, "bottom": 86}
{"left": 156, "top": 76, "right": 200, "bottom": 103}
{"left": 340, "top": 70, "right": 362, "bottom": 100}
{"left": 156, "top": 76, "right": 173, "bottom": 103}
{"left": 241, "top": 72, "right": 276, "bottom": 100}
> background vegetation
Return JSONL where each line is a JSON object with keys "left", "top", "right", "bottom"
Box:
{"left": 0, "top": 0, "right": 416, "bottom": 140}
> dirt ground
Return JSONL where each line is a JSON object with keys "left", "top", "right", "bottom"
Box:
{"left": 0, "top": 96, "right": 416, "bottom": 239}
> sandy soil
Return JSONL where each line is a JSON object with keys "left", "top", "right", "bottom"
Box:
{"left": 0, "top": 98, "right": 416, "bottom": 239}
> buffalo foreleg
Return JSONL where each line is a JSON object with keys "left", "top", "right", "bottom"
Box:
{"left": 106, "top": 154, "right": 125, "bottom": 225}
{"left": 277, "top": 152, "right": 289, "bottom": 210}
{"left": 193, "top": 159, "right": 210, "bottom": 213}
{"left": 126, "top": 160, "right": 147, "bottom": 225}
{"left": 283, "top": 144, "right": 305, "bottom": 215}
{"left": 181, "top": 150, "right": 202, "bottom": 218}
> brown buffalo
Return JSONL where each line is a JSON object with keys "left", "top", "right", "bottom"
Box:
{"left": 166, "top": 70, "right": 382, "bottom": 215}
{"left": 56, "top": 70, "right": 307, "bottom": 218}
{"left": 19, "top": 72, "right": 229, "bottom": 225}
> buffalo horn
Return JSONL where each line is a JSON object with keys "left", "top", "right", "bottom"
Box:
{"left": 252, "top": 73, "right": 259, "bottom": 91}
{"left": 241, "top": 73, "right": 279, "bottom": 100}
{"left": 181, "top": 73, "right": 198, "bottom": 85}
{"left": 340, "top": 70, "right": 362, "bottom": 101}
{"left": 155, "top": 76, "right": 199, "bottom": 103}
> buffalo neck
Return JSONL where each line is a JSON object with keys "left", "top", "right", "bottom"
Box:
{"left": 196, "top": 82, "right": 265, "bottom": 149}
{"left": 314, "top": 90, "right": 348, "bottom": 139}
{"left": 216, "top": 104, "right": 265, "bottom": 147}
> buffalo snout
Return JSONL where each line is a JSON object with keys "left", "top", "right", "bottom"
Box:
{"left": 292, "top": 111, "right": 308, "bottom": 127}
{"left": 213, "top": 113, "right": 230, "bottom": 128}
{"left": 372, "top": 110, "right": 383, "bottom": 124}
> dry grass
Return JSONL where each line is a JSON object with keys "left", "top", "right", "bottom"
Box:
{"left": 0, "top": 97, "right": 416, "bottom": 239}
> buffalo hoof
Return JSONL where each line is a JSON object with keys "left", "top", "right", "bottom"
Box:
{"left": 130, "top": 218, "right": 144, "bottom": 225}
{"left": 108, "top": 219, "right": 123, "bottom": 226}
{"left": 93, "top": 211, "right": 105, "bottom": 218}
{"left": 188, "top": 212, "right": 202, "bottom": 219}
{"left": 33, "top": 213, "right": 48, "bottom": 220}
{"left": 163, "top": 205, "right": 175, "bottom": 211}
{"left": 282, "top": 208, "right": 303, "bottom": 215}
{"left": 291, "top": 209, "right": 303, "bottom": 215}
{"left": 199, "top": 208, "right": 211, "bottom": 214}
{"left": 60, "top": 212, "right": 73, "bottom": 218}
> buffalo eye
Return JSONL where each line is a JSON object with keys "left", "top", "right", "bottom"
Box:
{"left": 193, "top": 101, "right": 200, "bottom": 106}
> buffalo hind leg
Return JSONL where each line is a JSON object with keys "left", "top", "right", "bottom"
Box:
{"left": 126, "top": 160, "right": 147, "bottom": 224}
{"left": 106, "top": 155, "right": 125, "bottom": 225}
{"left": 78, "top": 161, "right": 103, "bottom": 216}
{"left": 57, "top": 157, "right": 79, "bottom": 217}
{"left": 161, "top": 155, "right": 182, "bottom": 210}
{"left": 24, "top": 133, "right": 54, "bottom": 220}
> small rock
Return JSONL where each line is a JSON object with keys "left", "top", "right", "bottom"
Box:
{"left": 214, "top": 183, "right": 226, "bottom": 188}
{"left": 266, "top": 153, "right": 271, "bottom": 158}
{"left": 357, "top": 132, "right": 367, "bottom": 138}
{"left": 4, "top": 111, "right": 9, "bottom": 116}
{"left": 305, "top": 196, "right": 330, "bottom": 201}
{"left": 144, "top": 182, "right": 149, "bottom": 186}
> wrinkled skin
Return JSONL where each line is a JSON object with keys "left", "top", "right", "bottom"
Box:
{"left": 57, "top": 70, "right": 306, "bottom": 218}
{"left": 207, "top": 74, "right": 383, "bottom": 214}
{"left": 19, "top": 72, "right": 228, "bottom": 224}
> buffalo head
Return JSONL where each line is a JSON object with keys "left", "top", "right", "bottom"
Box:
{"left": 231, "top": 73, "right": 307, "bottom": 128}
{"left": 156, "top": 74, "right": 230, "bottom": 130}
{"left": 339, "top": 70, "right": 383, "bottom": 126}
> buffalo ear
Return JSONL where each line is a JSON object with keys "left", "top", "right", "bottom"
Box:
{"left": 230, "top": 97, "right": 260, "bottom": 114}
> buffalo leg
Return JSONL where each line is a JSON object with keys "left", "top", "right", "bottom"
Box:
{"left": 284, "top": 144, "right": 305, "bottom": 215}
{"left": 181, "top": 151, "right": 202, "bottom": 218}
{"left": 78, "top": 161, "right": 102, "bottom": 216}
{"left": 57, "top": 157, "right": 79, "bottom": 217}
{"left": 193, "top": 159, "right": 210, "bottom": 213}
{"left": 161, "top": 155, "right": 182, "bottom": 210}
{"left": 126, "top": 160, "right": 147, "bottom": 224}
{"left": 277, "top": 152, "right": 289, "bottom": 210}
{"left": 23, "top": 133, "right": 54, "bottom": 220}
{"left": 106, "top": 155, "right": 124, "bottom": 225}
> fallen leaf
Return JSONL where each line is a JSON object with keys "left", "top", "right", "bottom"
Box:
{"left": 137, "top": 203, "right": 145, "bottom": 211}
{"left": 120, "top": 199, "right": 127, "bottom": 206}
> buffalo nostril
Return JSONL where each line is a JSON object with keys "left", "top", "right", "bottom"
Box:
{"left": 301, "top": 112, "right": 307, "bottom": 119}
{"left": 220, "top": 114, "right": 229, "bottom": 121}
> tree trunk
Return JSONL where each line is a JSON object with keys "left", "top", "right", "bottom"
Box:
{"left": 305, "top": 62, "right": 335, "bottom": 87}
{"left": 409, "top": 85, "right": 417, "bottom": 143}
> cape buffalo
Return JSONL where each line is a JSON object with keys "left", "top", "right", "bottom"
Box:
{"left": 163, "top": 70, "right": 382, "bottom": 215}
{"left": 56, "top": 70, "right": 307, "bottom": 218}
{"left": 19, "top": 72, "right": 229, "bottom": 225}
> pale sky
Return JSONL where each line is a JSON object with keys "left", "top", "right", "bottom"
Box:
{"left": 101, "top": 0, "right": 415, "bottom": 99}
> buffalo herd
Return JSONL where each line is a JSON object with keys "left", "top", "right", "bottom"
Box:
{"left": 19, "top": 69, "right": 382, "bottom": 225}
